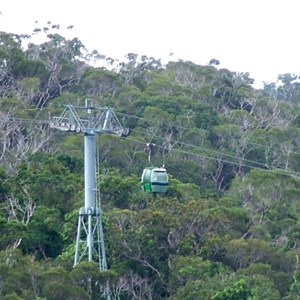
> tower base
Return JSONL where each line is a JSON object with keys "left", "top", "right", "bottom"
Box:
{"left": 74, "top": 207, "right": 107, "bottom": 270}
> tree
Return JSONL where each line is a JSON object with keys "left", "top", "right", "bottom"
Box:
{"left": 227, "top": 169, "right": 300, "bottom": 249}
{"left": 0, "top": 218, "right": 26, "bottom": 250}
{"left": 211, "top": 278, "right": 254, "bottom": 300}
{"left": 78, "top": 67, "right": 122, "bottom": 98}
{"left": 99, "top": 168, "right": 145, "bottom": 209}
{"left": 39, "top": 267, "right": 88, "bottom": 300}
{"left": 20, "top": 205, "right": 63, "bottom": 258}
{"left": 209, "top": 58, "right": 220, "bottom": 66}
{"left": 238, "top": 263, "right": 290, "bottom": 297}
{"left": 0, "top": 250, "right": 41, "bottom": 298}
{"left": 71, "top": 262, "right": 118, "bottom": 299}
{"left": 26, "top": 32, "right": 88, "bottom": 107}
{"left": 225, "top": 238, "right": 272, "bottom": 269}
{"left": 0, "top": 33, "right": 24, "bottom": 98}
{"left": 9, "top": 152, "right": 82, "bottom": 214}
{"left": 118, "top": 53, "right": 162, "bottom": 88}
{"left": 169, "top": 255, "right": 229, "bottom": 293}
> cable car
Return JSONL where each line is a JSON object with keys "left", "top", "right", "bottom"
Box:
{"left": 141, "top": 167, "right": 168, "bottom": 193}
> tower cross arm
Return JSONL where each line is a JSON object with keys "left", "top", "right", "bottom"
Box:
{"left": 94, "top": 108, "right": 129, "bottom": 136}
{"left": 49, "top": 101, "right": 129, "bottom": 136}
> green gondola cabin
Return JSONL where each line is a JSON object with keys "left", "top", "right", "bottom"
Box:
{"left": 141, "top": 167, "right": 168, "bottom": 193}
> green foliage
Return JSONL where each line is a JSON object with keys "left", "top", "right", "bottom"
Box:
{"left": 0, "top": 218, "right": 27, "bottom": 249}
{"left": 20, "top": 205, "right": 63, "bottom": 258}
{"left": 2, "top": 28, "right": 300, "bottom": 299}
{"left": 238, "top": 263, "right": 290, "bottom": 296}
{"left": 227, "top": 169, "right": 300, "bottom": 253}
{"left": 169, "top": 256, "right": 229, "bottom": 289}
{"left": 0, "top": 250, "right": 43, "bottom": 298}
{"left": 0, "top": 166, "right": 9, "bottom": 201}
{"left": 56, "top": 153, "right": 83, "bottom": 173}
{"left": 71, "top": 262, "right": 117, "bottom": 298}
{"left": 10, "top": 152, "right": 82, "bottom": 214}
{"left": 2, "top": 293, "right": 23, "bottom": 300}
{"left": 100, "top": 168, "right": 145, "bottom": 209}
{"left": 39, "top": 267, "right": 89, "bottom": 300}
{"left": 78, "top": 67, "right": 122, "bottom": 98}
{"left": 193, "top": 104, "right": 221, "bottom": 129}
{"left": 225, "top": 238, "right": 272, "bottom": 269}
{"left": 211, "top": 278, "right": 254, "bottom": 300}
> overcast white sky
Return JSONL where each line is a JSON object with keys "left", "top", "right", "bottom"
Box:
{"left": 1, "top": 0, "right": 300, "bottom": 88}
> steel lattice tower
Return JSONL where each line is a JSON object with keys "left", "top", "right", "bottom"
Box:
{"left": 50, "top": 99, "right": 128, "bottom": 269}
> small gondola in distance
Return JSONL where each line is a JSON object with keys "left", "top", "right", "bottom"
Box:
{"left": 141, "top": 166, "right": 168, "bottom": 193}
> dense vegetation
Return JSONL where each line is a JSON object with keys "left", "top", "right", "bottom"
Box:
{"left": 2, "top": 27, "right": 300, "bottom": 299}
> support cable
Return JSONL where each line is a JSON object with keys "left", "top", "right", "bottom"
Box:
{"left": 2, "top": 114, "right": 300, "bottom": 178}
